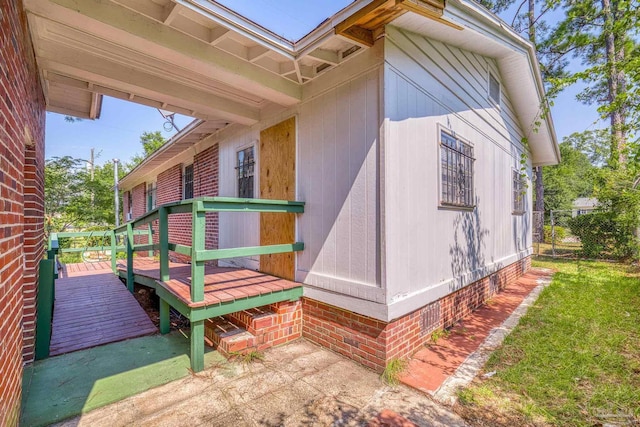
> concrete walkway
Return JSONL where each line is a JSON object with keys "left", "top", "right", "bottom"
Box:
{"left": 51, "top": 340, "right": 467, "bottom": 427}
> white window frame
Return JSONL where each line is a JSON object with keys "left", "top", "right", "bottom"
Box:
{"left": 236, "top": 143, "right": 256, "bottom": 199}
{"left": 512, "top": 169, "right": 526, "bottom": 215}
{"left": 438, "top": 126, "right": 475, "bottom": 210}
{"left": 147, "top": 181, "right": 157, "bottom": 211}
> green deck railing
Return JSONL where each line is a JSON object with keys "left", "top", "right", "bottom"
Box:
{"left": 49, "top": 229, "right": 151, "bottom": 274}
{"left": 113, "top": 196, "right": 305, "bottom": 303}
{"left": 35, "top": 243, "right": 58, "bottom": 360}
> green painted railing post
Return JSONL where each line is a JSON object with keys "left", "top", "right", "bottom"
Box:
{"left": 191, "top": 201, "right": 205, "bottom": 303}
{"left": 159, "top": 207, "right": 169, "bottom": 282}
{"left": 147, "top": 223, "right": 154, "bottom": 258}
{"left": 110, "top": 230, "right": 117, "bottom": 274}
{"left": 35, "top": 258, "right": 55, "bottom": 360}
{"left": 190, "top": 320, "right": 205, "bottom": 372}
{"left": 126, "top": 223, "right": 134, "bottom": 293}
{"left": 159, "top": 299, "right": 170, "bottom": 334}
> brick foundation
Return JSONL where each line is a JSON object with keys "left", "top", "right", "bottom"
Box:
{"left": 0, "top": 0, "right": 46, "bottom": 425}
{"left": 205, "top": 300, "right": 302, "bottom": 358}
{"left": 302, "top": 257, "right": 530, "bottom": 372}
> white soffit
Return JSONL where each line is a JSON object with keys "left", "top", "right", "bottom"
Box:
{"left": 392, "top": 0, "right": 560, "bottom": 166}
{"left": 119, "top": 119, "right": 227, "bottom": 189}
{"left": 24, "top": 0, "right": 373, "bottom": 124}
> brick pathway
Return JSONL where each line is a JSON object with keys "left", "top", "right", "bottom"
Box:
{"left": 399, "top": 268, "right": 553, "bottom": 395}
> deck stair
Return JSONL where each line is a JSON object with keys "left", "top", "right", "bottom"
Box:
{"left": 206, "top": 302, "right": 302, "bottom": 357}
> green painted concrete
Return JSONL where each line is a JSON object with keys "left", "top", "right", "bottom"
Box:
{"left": 21, "top": 332, "right": 223, "bottom": 427}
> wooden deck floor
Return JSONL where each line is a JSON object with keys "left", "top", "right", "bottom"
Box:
{"left": 50, "top": 262, "right": 157, "bottom": 356}
{"left": 118, "top": 258, "right": 301, "bottom": 308}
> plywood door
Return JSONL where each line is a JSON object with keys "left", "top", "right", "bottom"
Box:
{"left": 259, "top": 117, "right": 296, "bottom": 280}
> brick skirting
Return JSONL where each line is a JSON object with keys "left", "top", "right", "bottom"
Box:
{"left": 302, "top": 257, "right": 531, "bottom": 372}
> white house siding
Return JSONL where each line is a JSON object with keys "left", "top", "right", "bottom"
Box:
{"left": 216, "top": 43, "right": 384, "bottom": 304}
{"left": 383, "top": 26, "right": 532, "bottom": 318}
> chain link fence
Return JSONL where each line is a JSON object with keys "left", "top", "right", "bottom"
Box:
{"left": 533, "top": 209, "right": 629, "bottom": 260}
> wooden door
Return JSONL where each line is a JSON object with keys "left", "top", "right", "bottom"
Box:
{"left": 259, "top": 117, "right": 296, "bottom": 280}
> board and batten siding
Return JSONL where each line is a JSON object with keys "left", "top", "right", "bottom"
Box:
{"left": 383, "top": 26, "right": 532, "bottom": 318}
{"left": 217, "top": 44, "right": 384, "bottom": 304}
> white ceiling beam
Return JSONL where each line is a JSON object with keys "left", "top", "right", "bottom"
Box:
{"left": 24, "top": 0, "right": 301, "bottom": 106}
{"left": 37, "top": 43, "right": 261, "bottom": 125}
{"left": 163, "top": 2, "right": 181, "bottom": 25}
{"left": 208, "top": 26, "right": 230, "bottom": 45}
{"left": 306, "top": 49, "right": 340, "bottom": 65}
{"left": 248, "top": 45, "right": 270, "bottom": 63}
{"left": 89, "top": 92, "right": 102, "bottom": 119}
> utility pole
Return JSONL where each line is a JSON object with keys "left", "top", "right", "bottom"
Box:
{"left": 90, "top": 148, "right": 95, "bottom": 180}
{"left": 113, "top": 159, "right": 120, "bottom": 227}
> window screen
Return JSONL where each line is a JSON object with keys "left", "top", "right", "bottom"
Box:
{"left": 440, "top": 130, "right": 474, "bottom": 208}
{"left": 183, "top": 164, "right": 194, "bottom": 200}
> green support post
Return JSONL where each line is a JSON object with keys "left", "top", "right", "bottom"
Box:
{"left": 126, "top": 223, "right": 134, "bottom": 293}
{"left": 190, "top": 320, "right": 205, "bottom": 372}
{"left": 147, "top": 223, "right": 154, "bottom": 258}
{"left": 35, "top": 259, "right": 55, "bottom": 360}
{"left": 191, "top": 201, "right": 205, "bottom": 303}
{"left": 159, "top": 298, "right": 170, "bottom": 334}
{"left": 159, "top": 207, "right": 169, "bottom": 282}
{"left": 110, "top": 231, "right": 117, "bottom": 274}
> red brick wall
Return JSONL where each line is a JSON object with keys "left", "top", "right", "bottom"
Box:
{"left": 156, "top": 164, "right": 190, "bottom": 261}
{"left": 303, "top": 257, "right": 531, "bottom": 372}
{"left": 131, "top": 183, "right": 147, "bottom": 244}
{"left": 0, "top": 0, "right": 46, "bottom": 424}
{"left": 193, "top": 144, "right": 218, "bottom": 251}
{"left": 150, "top": 145, "right": 219, "bottom": 261}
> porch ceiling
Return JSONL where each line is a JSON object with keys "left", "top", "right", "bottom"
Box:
{"left": 23, "top": 0, "right": 371, "bottom": 123}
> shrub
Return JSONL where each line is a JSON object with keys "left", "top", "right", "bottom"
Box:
{"left": 543, "top": 225, "right": 567, "bottom": 243}
{"left": 567, "top": 211, "right": 638, "bottom": 259}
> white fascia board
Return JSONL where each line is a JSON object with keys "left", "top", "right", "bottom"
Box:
{"left": 119, "top": 118, "right": 204, "bottom": 189}
{"left": 178, "top": 0, "right": 379, "bottom": 60}
{"left": 176, "top": 0, "right": 295, "bottom": 59}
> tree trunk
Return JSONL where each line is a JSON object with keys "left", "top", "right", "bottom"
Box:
{"left": 602, "top": 0, "right": 626, "bottom": 167}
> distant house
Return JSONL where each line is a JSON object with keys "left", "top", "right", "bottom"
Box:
{"left": 118, "top": 0, "right": 560, "bottom": 371}
{"left": 572, "top": 197, "right": 598, "bottom": 217}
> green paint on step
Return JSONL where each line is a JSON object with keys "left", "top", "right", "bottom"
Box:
{"left": 21, "top": 332, "right": 224, "bottom": 427}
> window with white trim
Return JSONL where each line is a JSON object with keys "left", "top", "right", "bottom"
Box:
{"left": 147, "top": 182, "right": 157, "bottom": 211}
{"left": 236, "top": 146, "right": 255, "bottom": 198}
{"left": 513, "top": 170, "right": 525, "bottom": 214}
{"left": 183, "top": 164, "right": 194, "bottom": 200}
{"left": 440, "top": 130, "right": 474, "bottom": 208}
{"left": 489, "top": 72, "right": 501, "bottom": 105}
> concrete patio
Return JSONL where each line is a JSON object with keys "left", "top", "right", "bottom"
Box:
{"left": 45, "top": 339, "right": 466, "bottom": 427}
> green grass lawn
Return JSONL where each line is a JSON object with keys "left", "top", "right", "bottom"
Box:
{"left": 456, "top": 258, "right": 640, "bottom": 426}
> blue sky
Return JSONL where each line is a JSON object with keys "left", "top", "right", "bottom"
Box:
{"left": 44, "top": 0, "right": 604, "bottom": 166}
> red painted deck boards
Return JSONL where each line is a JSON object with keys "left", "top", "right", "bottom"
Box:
{"left": 50, "top": 263, "right": 157, "bottom": 356}
{"left": 118, "top": 258, "right": 301, "bottom": 308}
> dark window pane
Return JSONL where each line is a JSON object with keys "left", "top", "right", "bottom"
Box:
{"left": 237, "top": 147, "right": 255, "bottom": 198}
{"left": 183, "top": 164, "right": 194, "bottom": 200}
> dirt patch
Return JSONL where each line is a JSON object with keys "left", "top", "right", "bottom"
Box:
{"left": 131, "top": 282, "right": 190, "bottom": 331}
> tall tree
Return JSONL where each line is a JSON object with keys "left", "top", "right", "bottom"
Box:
{"left": 542, "top": 0, "right": 640, "bottom": 168}
{"left": 129, "top": 131, "right": 167, "bottom": 167}
{"left": 45, "top": 156, "right": 118, "bottom": 233}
